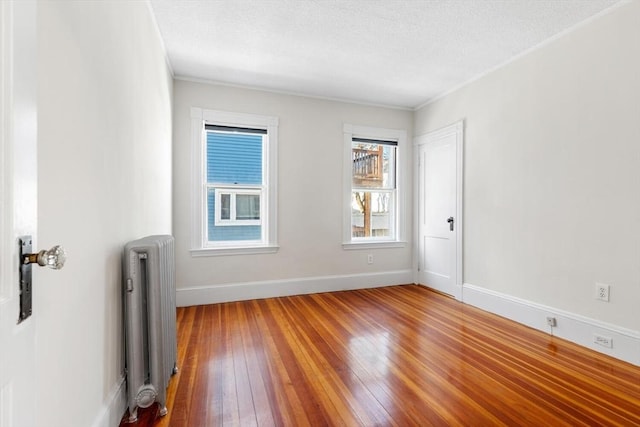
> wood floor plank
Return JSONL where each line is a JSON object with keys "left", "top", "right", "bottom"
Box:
{"left": 235, "top": 302, "right": 276, "bottom": 427}
{"left": 252, "top": 298, "right": 315, "bottom": 426}
{"left": 121, "top": 285, "right": 640, "bottom": 426}
{"left": 303, "top": 293, "right": 455, "bottom": 426}
{"left": 293, "top": 295, "right": 411, "bottom": 426}
{"left": 334, "top": 293, "right": 510, "bottom": 426}
{"left": 280, "top": 297, "right": 393, "bottom": 426}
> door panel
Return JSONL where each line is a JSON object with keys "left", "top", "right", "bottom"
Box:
{"left": 424, "top": 236, "right": 450, "bottom": 277}
{"left": 416, "top": 122, "right": 463, "bottom": 299}
{"left": 0, "top": 2, "right": 37, "bottom": 426}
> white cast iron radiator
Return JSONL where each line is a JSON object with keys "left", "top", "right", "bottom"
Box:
{"left": 123, "top": 235, "right": 177, "bottom": 422}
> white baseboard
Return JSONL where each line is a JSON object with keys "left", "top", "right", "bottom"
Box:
{"left": 462, "top": 283, "right": 640, "bottom": 366}
{"left": 91, "top": 376, "right": 126, "bottom": 427}
{"left": 177, "top": 269, "right": 414, "bottom": 307}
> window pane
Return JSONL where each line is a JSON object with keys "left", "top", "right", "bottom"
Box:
{"left": 382, "top": 145, "right": 396, "bottom": 189}
{"left": 352, "top": 142, "right": 396, "bottom": 189}
{"left": 207, "top": 131, "right": 263, "bottom": 185}
{"left": 208, "top": 187, "right": 262, "bottom": 242}
{"left": 351, "top": 191, "right": 393, "bottom": 238}
{"left": 236, "top": 194, "right": 260, "bottom": 220}
{"left": 220, "top": 193, "right": 231, "bottom": 220}
{"left": 207, "top": 187, "right": 215, "bottom": 231}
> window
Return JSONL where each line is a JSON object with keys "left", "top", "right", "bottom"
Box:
{"left": 343, "top": 124, "right": 406, "bottom": 249}
{"left": 215, "top": 190, "right": 261, "bottom": 225}
{"left": 191, "top": 108, "right": 278, "bottom": 256}
{"left": 205, "top": 125, "right": 264, "bottom": 242}
{"left": 351, "top": 139, "right": 396, "bottom": 238}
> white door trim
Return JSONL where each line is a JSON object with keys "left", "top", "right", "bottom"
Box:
{"left": 414, "top": 121, "right": 464, "bottom": 300}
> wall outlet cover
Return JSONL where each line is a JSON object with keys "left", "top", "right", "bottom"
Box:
{"left": 595, "top": 283, "right": 610, "bottom": 302}
{"left": 593, "top": 334, "right": 613, "bottom": 348}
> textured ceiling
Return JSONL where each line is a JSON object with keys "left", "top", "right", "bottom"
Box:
{"left": 149, "top": 0, "right": 622, "bottom": 109}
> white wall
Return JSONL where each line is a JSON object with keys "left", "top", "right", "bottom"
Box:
{"left": 415, "top": 2, "right": 640, "bottom": 340}
{"left": 173, "top": 81, "right": 413, "bottom": 303}
{"left": 36, "top": 2, "right": 172, "bottom": 426}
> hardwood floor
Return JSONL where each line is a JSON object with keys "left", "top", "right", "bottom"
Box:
{"left": 121, "top": 285, "right": 640, "bottom": 426}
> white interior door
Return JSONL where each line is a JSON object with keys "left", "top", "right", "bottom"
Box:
{"left": 416, "top": 122, "right": 463, "bottom": 299}
{"left": 0, "top": 2, "right": 38, "bottom": 426}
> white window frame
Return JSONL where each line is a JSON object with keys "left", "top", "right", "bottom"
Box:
{"left": 191, "top": 108, "right": 279, "bottom": 256}
{"left": 343, "top": 124, "right": 407, "bottom": 250}
{"left": 213, "top": 187, "right": 262, "bottom": 226}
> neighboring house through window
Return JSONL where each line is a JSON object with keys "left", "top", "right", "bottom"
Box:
{"left": 343, "top": 124, "right": 407, "bottom": 249}
{"left": 191, "top": 108, "right": 278, "bottom": 256}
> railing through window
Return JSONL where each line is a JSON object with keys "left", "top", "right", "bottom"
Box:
{"left": 352, "top": 146, "right": 383, "bottom": 183}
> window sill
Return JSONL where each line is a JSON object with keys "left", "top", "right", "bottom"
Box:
{"left": 191, "top": 245, "right": 279, "bottom": 257}
{"left": 342, "top": 241, "right": 407, "bottom": 250}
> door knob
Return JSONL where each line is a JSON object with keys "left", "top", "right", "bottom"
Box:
{"left": 23, "top": 245, "right": 66, "bottom": 269}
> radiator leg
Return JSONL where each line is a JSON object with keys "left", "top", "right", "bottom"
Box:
{"left": 159, "top": 406, "right": 168, "bottom": 417}
{"left": 172, "top": 363, "right": 179, "bottom": 375}
{"left": 127, "top": 407, "right": 138, "bottom": 423}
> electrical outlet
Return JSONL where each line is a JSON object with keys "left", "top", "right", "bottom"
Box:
{"left": 595, "top": 283, "right": 610, "bottom": 302}
{"left": 593, "top": 334, "right": 613, "bottom": 348}
{"left": 367, "top": 254, "right": 373, "bottom": 264}
{"left": 546, "top": 317, "right": 557, "bottom": 327}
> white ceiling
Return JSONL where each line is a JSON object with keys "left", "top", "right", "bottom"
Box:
{"left": 149, "top": 0, "right": 622, "bottom": 109}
